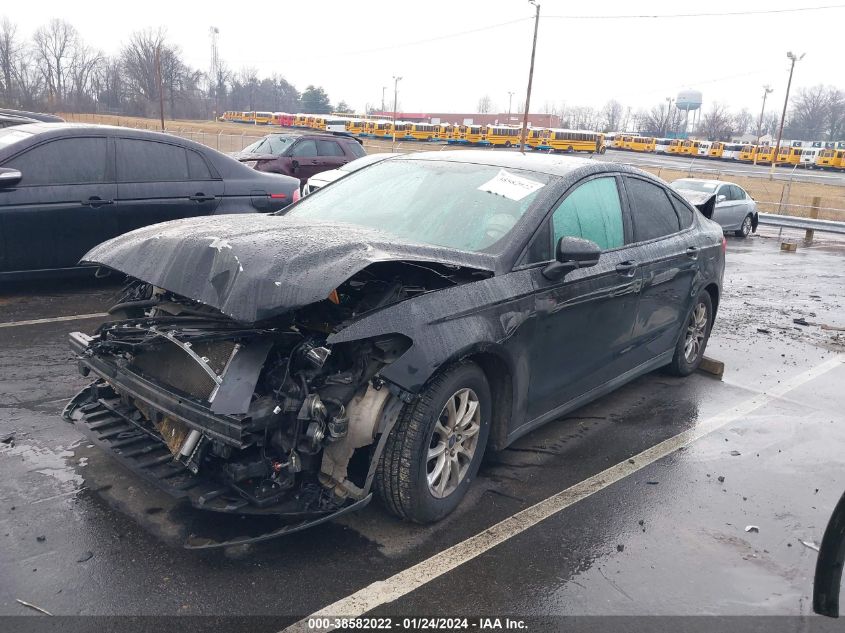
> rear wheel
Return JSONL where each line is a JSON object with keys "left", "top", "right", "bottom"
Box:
{"left": 666, "top": 291, "right": 713, "bottom": 376}
{"left": 735, "top": 214, "right": 753, "bottom": 238}
{"left": 376, "top": 362, "right": 491, "bottom": 523}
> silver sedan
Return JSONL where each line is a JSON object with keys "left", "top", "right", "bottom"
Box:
{"left": 671, "top": 178, "right": 758, "bottom": 238}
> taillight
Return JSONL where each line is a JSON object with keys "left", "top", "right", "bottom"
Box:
{"left": 721, "top": 236, "right": 727, "bottom": 253}
{"left": 292, "top": 188, "right": 301, "bottom": 203}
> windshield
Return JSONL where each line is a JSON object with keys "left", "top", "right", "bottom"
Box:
{"left": 672, "top": 179, "right": 719, "bottom": 193}
{"left": 242, "top": 135, "right": 296, "bottom": 155}
{"left": 285, "top": 159, "right": 554, "bottom": 253}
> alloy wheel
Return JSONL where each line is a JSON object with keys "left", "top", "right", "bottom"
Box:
{"left": 684, "top": 302, "right": 708, "bottom": 363}
{"left": 741, "top": 216, "right": 752, "bottom": 236}
{"left": 427, "top": 388, "right": 481, "bottom": 498}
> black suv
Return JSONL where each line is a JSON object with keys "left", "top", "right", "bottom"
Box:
{"left": 233, "top": 132, "right": 366, "bottom": 185}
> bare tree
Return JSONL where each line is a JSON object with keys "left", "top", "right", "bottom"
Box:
{"left": 786, "top": 85, "right": 831, "bottom": 140}
{"left": 827, "top": 88, "right": 845, "bottom": 141}
{"left": 477, "top": 94, "right": 492, "bottom": 113}
{"left": 0, "top": 17, "right": 21, "bottom": 106}
{"left": 698, "top": 103, "right": 733, "bottom": 141}
{"left": 33, "top": 19, "right": 82, "bottom": 108}
{"left": 732, "top": 108, "right": 753, "bottom": 136}
{"left": 600, "top": 99, "right": 623, "bottom": 132}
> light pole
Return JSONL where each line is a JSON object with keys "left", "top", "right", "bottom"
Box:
{"left": 381, "top": 86, "right": 386, "bottom": 113}
{"left": 392, "top": 75, "right": 402, "bottom": 151}
{"left": 663, "top": 97, "right": 674, "bottom": 137}
{"left": 519, "top": 0, "right": 540, "bottom": 152}
{"left": 771, "top": 51, "right": 804, "bottom": 176}
{"left": 507, "top": 91, "right": 515, "bottom": 122}
{"left": 753, "top": 85, "right": 773, "bottom": 165}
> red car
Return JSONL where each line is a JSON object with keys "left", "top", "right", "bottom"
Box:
{"left": 233, "top": 132, "right": 366, "bottom": 186}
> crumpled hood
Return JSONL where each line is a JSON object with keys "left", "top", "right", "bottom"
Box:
{"left": 82, "top": 215, "right": 496, "bottom": 323}
{"left": 674, "top": 189, "right": 717, "bottom": 219}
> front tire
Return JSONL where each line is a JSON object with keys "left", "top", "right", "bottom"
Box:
{"left": 666, "top": 291, "right": 714, "bottom": 376}
{"left": 735, "top": 214, "right": 753, "bottom": 238}
{"left": 375, "top": 362, "right": 491, "bottom": 523}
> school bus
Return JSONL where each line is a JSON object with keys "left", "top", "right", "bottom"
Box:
{"left": 679, "top": 139, "right": 701, "bottom": 156}
{"left": 485, "top": 125, "right": 521, "bottom": 147}
{"left": 435, "top": 124, "right": 454, "bottom": 141}
{"left": 293, "top": 114, "right": 309, "bottom": 127}
{"left": 407, "top": 123, "right": 436, "bottom": 141}
{"left": 462, "top": 125, "right": 486, "bottom": 145}
{"left": 253, "top": 111, "right": 274, "bottom": 124}
{"left": 373, "top": 121, "right": 393, "bottom": 138}
{"left": 627, "top": 136, "right": 655, "bottom": 152}
{"left": 345, "top": 119, "right": 365, "bottom": 135}
{"left": 755, "top": 145, "right": 777, "bottom": 164}
{"left": 817, "top": 149, "right": 845, "bottom": 169}
{"left": 272, "top": 112, "right": 294, "bottom": 127}
{"left": 611, "top": 135, "right": 625, "bottom": 149}
{"left": 775, "top": 146, "right": 803, "bottom": 166}
{"left": 526, "top": 128, "right": 550, "bottom": 149}
{"left": 738, "top": 145, "right": 757, "bottom": 162}
{"left": 393, "top": 122, "right": 412, "bottom": 139}
{"left": 708, "top": 142, "right": 726, "bottom": 158}
{"left": 544, "top": 129, "right": 605, "bottom": 153}
{"left": 667, "top": 139, "right": 684, "bottom": 154}
{"left": 449, "top": 125, "right": 469, "bottom": 144}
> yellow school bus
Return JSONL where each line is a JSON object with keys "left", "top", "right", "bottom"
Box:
{"left": 545, "top": 129, "right": 605, "bottom": 153}
{"left": 373, "top": 121, "right": 393, "bottom": 137}
{"left": 464, "top": 125, "right": 487, "bottom": 145}
{"left": 344, "top": 119, "right": 364, "bottom": 135}
{"left": 448, "top": 125, "right": 468, "bottom": 144}
{"left": 293, "top": 113, "right": 308, "bottom": 127}
{"left": 393, "top": 122, "right": 413, "bottom": 139}
{"left": 776, "top": 146, "right": 803, "bottom": 166}
{"left": 817, "top": 149, "right": 845, "bottom": 169}
{"left": 435, "top": 124, "right": 454, "bottom": 141}
{"left": 526, "top": 128, "right": 550, "bottom": 148}
{"left": 627, "top": 136, "right": 655, "bottom": 152}
{"left": 708, "top": 142, "right": 725, "bottom": 158}
{"left": 755, "top": 145, "right": 777, "bottom": 164}
{"left": 679, "top": 139, "right": 701, "bottom": 156}
{"left": 612, "top": 135, "right": 625, "bottom": 149}
{"left": 667, "top": 139, "right": 684, "bottom": 154}
{"left": 738, "top": 145, "right": 757, "bottom": 162}
{"left": 253, "top": 111, "right": 274, "bottom": 125}
{"left": 485, "top": 125, "right": 521, "bottom": 147}
{"left": 406, "top": 123, "right": 436, "bottom": 141}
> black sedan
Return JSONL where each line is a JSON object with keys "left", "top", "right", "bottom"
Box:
{"left": 64, "top": 151, "right": 725, "bottom": 547}
{"left": 0, "top": 123, "right": 300, "bottom": 278}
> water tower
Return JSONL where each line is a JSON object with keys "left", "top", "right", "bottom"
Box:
{"left": 676, "top": 89, "right": 702, "bottom": 137}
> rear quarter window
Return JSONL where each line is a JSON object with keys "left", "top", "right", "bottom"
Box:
{"left": 345, "top": 140, "right": 366, "bottom": 158}
{"left": 626, "top": 177, "right": 681, "bottom": 242}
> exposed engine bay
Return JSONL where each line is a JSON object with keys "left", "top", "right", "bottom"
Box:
{"left": 64, "top": 260, "right": 483, "bottom": 547}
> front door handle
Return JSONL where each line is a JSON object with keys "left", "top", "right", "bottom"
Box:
{"left": 189, "top": 194, "right": 216, "bottom": 202}
{"left": 615, "top": 261, "right": 638, "bottom": 276}
{"left": 686, "top": 246, "right": 699, "bottom": 259}
{"left": 83, "top": 196, "right": 114, "bottom": 207}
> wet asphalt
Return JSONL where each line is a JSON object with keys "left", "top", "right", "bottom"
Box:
{"left": 0, "top": 227, "right": 843, "bottom": 625}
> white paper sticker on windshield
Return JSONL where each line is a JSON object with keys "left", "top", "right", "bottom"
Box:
{"left": 477, "top": 169, "right": 544, "bottom": 201}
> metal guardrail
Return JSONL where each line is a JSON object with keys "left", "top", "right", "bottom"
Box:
{"left": 758, "top": 213, "right": 845, "bottom": 235}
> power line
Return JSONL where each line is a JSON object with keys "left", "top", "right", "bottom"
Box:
{"left": 544, "top": 4, "right": 845, "bottom": 20}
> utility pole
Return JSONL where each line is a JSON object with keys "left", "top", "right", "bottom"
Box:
{"left": 771, "top": 52, "right": 804, "bottom": 176}
{"left": 663, "top": 97, "right": 674, "bottom": 136}
{"left": 519, "top": 0, "right": 540, "bottom": 152}
{"left": 392, "top": 75, "right": 402, "bottom": 151}
{"left": 209, "top": 26, "right": 219, "bottom": 120}
{"left": 753, "top": 85, "right": 773, "bottom": 165}
{"left": 381, "top": 86, "right": 386, "bottom": 113}
{"left": 507, "top": 91, "right": 515, "bottom": 123}
{"left": 155, "top": 44, "right": 165, "bottom": 131}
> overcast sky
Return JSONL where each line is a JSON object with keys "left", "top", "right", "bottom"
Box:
{"left": 2, "top": 0, "right": 842, "bottom": 115}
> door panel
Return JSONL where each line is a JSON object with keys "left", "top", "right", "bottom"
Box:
{"left": 288, "top": 139, "right": 321, "bottom": 183}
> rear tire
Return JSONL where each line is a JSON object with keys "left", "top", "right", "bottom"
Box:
{"left": 735, "top": 214, "right": 753, "bottom": 238}
{"left": 666, "top": 290, "right": 714, "bottom": 377}
{"left": 375, "top": 362, "right": 491, "bottom": 523}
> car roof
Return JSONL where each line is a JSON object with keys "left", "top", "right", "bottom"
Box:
{"left": 673, "top": 178, "right": 734, "bottom": 187}
{"left": 393, "top": 149, "right": 613, "bottom": 177}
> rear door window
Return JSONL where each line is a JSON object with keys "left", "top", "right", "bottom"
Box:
{"left": 316, "top": 140, "right": 345, "bottom": 157}
{"left": 730, "top": 185, "right": 745, "bottom": 200}
{"left": 290, "top": 140, "right": 318, "bottom": 157}
{"left": 551, "top": 176, "right": 624, "bottom": 250}
{"left": 625, "top": 177, "right": 681, "bottom": 242}
{"left": 117, "top": 139, "right": 189, "bottom": 182}
{"left": 7, "top": 137, "right": 108, "bottom": 185}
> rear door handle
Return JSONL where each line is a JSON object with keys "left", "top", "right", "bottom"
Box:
{"left": 615, "top": 261, "right": 638, "bottom": 276}
{"left": 686, "top": 246, "right": 699, "bottom": 258}
{"left": 82, "top": 196, "right": 113, "bottom": 207}
{"left": 189, "top": 194, "right": 216, "bottom": 202}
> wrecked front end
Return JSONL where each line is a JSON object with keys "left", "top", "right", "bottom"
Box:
{"left": 64, "top": 278, "right": 423, "bottom": 548}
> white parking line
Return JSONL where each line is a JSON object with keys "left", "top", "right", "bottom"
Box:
{"left": 282, "top": 354, "right": 844, "bottom": 632}
{"left": 0, "top": 312, "right": 109, "bottom": 329}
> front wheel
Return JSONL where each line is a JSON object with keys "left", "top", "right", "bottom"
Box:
{"left": 375, "top": 362, "right": 491, "bottom": 523}
{"left": 735, "top": 214, "right": 753, "bottom": 238}
{"left": 666, "top": 291, "right": 714, "bottom": 376}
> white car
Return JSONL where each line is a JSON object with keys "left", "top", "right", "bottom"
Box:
{"left": 671, "top": 178, "right": 759, "bottom": 238}
{"left": 303, "top": 152, "right": 394, "bottom": 195}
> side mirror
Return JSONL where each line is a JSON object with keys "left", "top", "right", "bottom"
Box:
{"left": 716, "top": 194, "right": 727, "bottom": 203}
{"left": 0, "top": 167, "right": 22, "bottom": 187}
{"left": 542, "top": 236, "right": 601, "bottom": 281}
{"left": 291, "top": 159, "right": 299, "bottom": 173}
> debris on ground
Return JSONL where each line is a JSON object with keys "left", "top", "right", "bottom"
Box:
{"left": 16, "top": 599, "right": 52, "bottom": 615}
{"left": 730, "top": 450, "right": 742, "bottom": 456}
{"left": 793, "top": 317, "right": 811, "bottom": 327}
{"left": 698, "top": 356, "right": 724, "bottom": 379}
{"left": 756, "top": 328, "right": 771, "bottom": 334}
{"left": 76, "top": 551, "right": 94, "bottom": 563}
{"left": 617, "top": 544, "right": 624, "bottom": 552}
{"left": 745, "top": 525, "right": 760, "bottom": 533}
{"left": 799, "top": 539, "right": 820, "bottom": 552}
{"left": 820, "top": 324, "right": 845, "bottom": 332}
{"left": 1, "top": 432, "right": 14, "bottom": 445}
{"left": 36, "top": 535, "right": 45, "bottom": 542}
{"left": 718, "top": 476, "right": 725, "bottom": 483}
{"left": 646, "top": 481, "right": 659, "bottom": 485}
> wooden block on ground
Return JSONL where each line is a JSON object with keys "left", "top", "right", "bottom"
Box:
{"left": 698, "top": 356, "right": 724, "bottom": 380}
{"left": 780, "top": 241, "right": 798, "bottom": 252}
